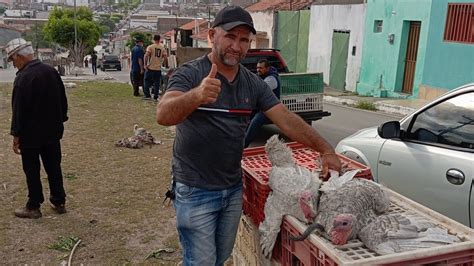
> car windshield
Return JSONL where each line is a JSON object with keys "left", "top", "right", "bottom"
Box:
{"left": 104, "top": 55, "right": 118, "bottom": 61}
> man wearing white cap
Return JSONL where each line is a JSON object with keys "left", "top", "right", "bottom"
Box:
{"left": 6, "top": 38, "right": 69, "bottom": 219}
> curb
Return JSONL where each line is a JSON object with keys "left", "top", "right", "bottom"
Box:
{"left": 323, "top": 95, "right": 415, "bottom": 116}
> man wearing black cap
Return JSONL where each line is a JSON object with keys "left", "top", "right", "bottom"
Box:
{"left": 130, "top": 37, "right": 145, "bottom": 96}
{"left": 156, "top": 6, "right": 341, "bottom": 265}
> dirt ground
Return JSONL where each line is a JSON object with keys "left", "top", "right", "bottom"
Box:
{"left": 0, "top": 81, "right": 182, "bottom": 264}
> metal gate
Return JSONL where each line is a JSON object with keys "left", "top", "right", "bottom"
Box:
{"left": 276, "top": 11, "right": 310, "bottom": 73}
{"left": 329, "top": 30, "right": 350, "bottom": 91}
{"left": 402, "top": 21, "right": 421, "bottom": 94}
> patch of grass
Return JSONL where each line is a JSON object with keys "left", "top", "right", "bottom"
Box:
{"left": 163, "top": 234, "right": 181, "bottom": 250}
{"left": 145, "top": 248, "right": 176, "bottom": 260}
{"left": 64, "top": 172, "right": 77, "bottom": 180}
{"left": 1, "top": 81, "right": 178, "bottom": 264}
{"left": 48, "top": 236, "right": 80, "bottom": 252}
{"left": 355, "top": 101, "right": 377, "bottom": 111}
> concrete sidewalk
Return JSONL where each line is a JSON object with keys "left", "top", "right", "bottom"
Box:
{"left": 323, "top": 87, "right": 429, "bottom": 116}
{"left": 0, "top": 67, "right": 114, "bottom": 83}
{"left": 61, "top": 68, "right": 115, "bottom": 82}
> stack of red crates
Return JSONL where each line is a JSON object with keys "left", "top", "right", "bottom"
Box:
{"left": 241, "top": 142, "right": 372, "bottom": 263}
{"left": 241, "top": 142, "right": 474, "bottom": 266}
{"left": 241, "top": 142, "right": 372, "bottom": 226}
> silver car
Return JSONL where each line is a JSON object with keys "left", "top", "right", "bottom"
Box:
{"left": 336, "top": 83, "right": 474, "bottom": 227}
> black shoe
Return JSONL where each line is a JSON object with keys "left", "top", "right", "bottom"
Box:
{"left": 50, "top": 203, "right": 67, "bottom": 214}
{"left": 14, "top": 207, "right": 42, "bottom": 219}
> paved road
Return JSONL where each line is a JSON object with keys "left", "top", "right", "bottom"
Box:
{"left": 249, "top": 103, "right": 403, "bottom": 148}
{"left": 105, "top": 68, "right": 131, "bottom": 83}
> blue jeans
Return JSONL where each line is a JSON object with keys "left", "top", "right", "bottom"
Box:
{"left": 244, "top": 112, "right": 271, "bottom": 148}
{"left": 144, "top": 69, "right": 162, "bottom": 99}
{"left": 173, "top": 181, "right": 243, "bottom": 266}
{"left": 91, "top": 63, "right": 97, "bottom": 75}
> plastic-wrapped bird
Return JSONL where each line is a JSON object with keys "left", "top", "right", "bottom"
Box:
{"left": 259, "top": 135, "right": 323, "bottom": 257}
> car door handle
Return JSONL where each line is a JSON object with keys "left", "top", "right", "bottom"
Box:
{"left": 446, "top": 168, "right": 465, "bottom": 185}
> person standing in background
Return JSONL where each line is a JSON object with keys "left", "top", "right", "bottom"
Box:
{"left": 143, "top": 34, "right": 168, "bottom": 101}
{"left": 244, "top": 59, "right": 281, "bottom": 147}
{"left": 130, "top": 37, "right": 145, "bottom": 96}
{"left": 91, "top": 51, "right": 97, "bottom": 75}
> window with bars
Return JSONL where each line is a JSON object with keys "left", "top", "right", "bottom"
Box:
{"left": 443, "top": 3, "right": 474, "bottom": 44}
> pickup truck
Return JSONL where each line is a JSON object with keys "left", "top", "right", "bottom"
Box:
{"left": 162, "top": 48, "right": 330, "bottom": 123}
{"left": 241, "top": 49, "right": 330, "bottom": 124}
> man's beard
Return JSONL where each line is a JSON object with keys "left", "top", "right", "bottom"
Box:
{"left": 216, "top": 46, "right": 244, "bottom": 67}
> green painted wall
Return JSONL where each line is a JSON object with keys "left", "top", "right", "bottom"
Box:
{"left": 422, "top": 0, "right": 474, "bottom": 90}
{"left": 357, "top": 0, "right": 432, "bottom": 98}
{"left": 276, "top": 11, "right": 310, "bottom": 73}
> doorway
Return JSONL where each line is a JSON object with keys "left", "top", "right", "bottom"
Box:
{"left": 402, "top": 21, "right": 421, "bottom": 94}
{"left": 329, "top": 30, "right": 350, "bottom": 91}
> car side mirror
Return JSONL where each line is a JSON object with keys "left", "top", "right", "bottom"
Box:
{"left": 378, "top": 121, "right": 401, "bottom": 139}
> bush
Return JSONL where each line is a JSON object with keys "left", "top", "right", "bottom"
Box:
{"left": 355, "top": 101, "right": 377, "bottom": 111}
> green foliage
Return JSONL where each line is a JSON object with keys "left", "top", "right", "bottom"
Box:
{"left": 109, "top": 16, "right": 121, "bottom": 24}
{"left": 0, "top": 6, "right": 6, "bottom": 15}
{"left": 23, "top": 23, "right": 51, "bottom": 49}
{"left": 64, "top": 172, "right": 77, "bottom": 180}
{"left": 97, "top": 16, "right": 116, "bottom": 34}
{"left": 48, "top": 6, "right": 93, "bottom": 21}
{"left": 111, "top": 14, "right": 123, "bottom": 20}
{"left": 48, "top": 236, "right": 80, "bottom": 252}
{"left": 44, "top": 7, "right": 100, "bottom": 50}
{"left": 355, "top": 101, "right": 377, "bottom": 111}
{"left": 126, "top": 32, "right": 152, "bottom": 50}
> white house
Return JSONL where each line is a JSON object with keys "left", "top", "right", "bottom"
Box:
{"left": 307, "top": 3, "right": 366, "bottom": 91}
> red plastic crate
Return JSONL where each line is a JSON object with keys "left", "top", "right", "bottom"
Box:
{"left": 281, "top": 217, "right": 337, "bottom": 266}
{"left": 279, "top": 199, "right": 474, "bottom": 266}
{"left": 241, "top": 142, "right": 372, "bottom": 226}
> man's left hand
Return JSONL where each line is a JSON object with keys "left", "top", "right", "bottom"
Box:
{"left": 12, "top": 136, "right": 20, "bottom": 155}
{"left": 320, "top": 153, "right": 342, "bottom": 180}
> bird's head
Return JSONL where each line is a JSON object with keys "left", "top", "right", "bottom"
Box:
{"left": 298, "top": 190, "right": 317, "bottom": 222}
{"left": 330, "top": 214, "right": 355, "bottom": 245}
{"left": 134, "top": 124, "right": 139, "bottom": 131}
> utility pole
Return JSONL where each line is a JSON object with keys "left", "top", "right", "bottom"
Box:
{"left": 35, "top": 20, "right": 38, "bottom": 58}
{"left": 74, "top": 0, "right": 78, "bottom": 68}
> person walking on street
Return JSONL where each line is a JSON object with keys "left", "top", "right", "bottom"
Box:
{"left": 131, "top": 37, "right": 145, "bottom": 96}
{"left": 6, "top": 38, "right": 69, "bottom": 219}
{"left": 244, "top": 59, "right": 281, "bottom": 147}
{"left": 143, "top": 34, "right": 168, "bottom": 101}
{"left": 156, "top": 6, "right": 341, "bottom": 265}
{"left": 84, "top": 57, "right": 89, "bottom": 68}
{"left": 91, "top": 51, "right": 97, "bottom": 75}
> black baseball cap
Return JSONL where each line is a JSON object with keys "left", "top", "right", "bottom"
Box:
{"left": 212, "top": 6, "right": 256, "bottom": 34}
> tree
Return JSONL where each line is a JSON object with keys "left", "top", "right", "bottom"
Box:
{"left": 43, "top": 7, "right": 101, "bottom": 67}
{"left": 23, "top": 23, "right": 51, "bottom": 50}
{"left": 126, "top": 32, "right": 152, "bottom": 50}
{"left": 97, "top": 16, "right": 116, "bottom": 34}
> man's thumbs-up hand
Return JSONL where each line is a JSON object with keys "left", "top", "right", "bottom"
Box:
{"left": 197, "top": 64, "right": 221, "bottom": 104}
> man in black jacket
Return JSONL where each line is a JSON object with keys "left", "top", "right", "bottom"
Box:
{"left": 6, "top": 38, "right": 69, "bottom": 219}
